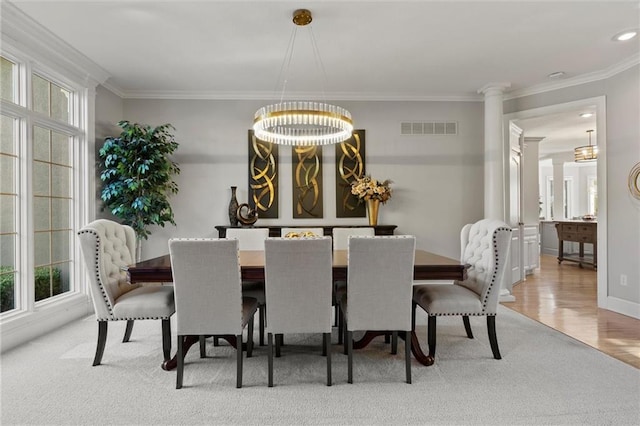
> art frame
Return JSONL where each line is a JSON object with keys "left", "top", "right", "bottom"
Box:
{"left": 248, "top": 130, "right": 278, "bottom": 218}
{"left": 335, "top": 130, "right": 366, "bottom": 218}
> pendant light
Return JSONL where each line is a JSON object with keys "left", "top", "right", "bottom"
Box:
{"left": 574, "top": 130, "right": 598, "bottom": 162}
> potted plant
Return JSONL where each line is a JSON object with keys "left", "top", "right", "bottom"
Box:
{"left": 99, "top": 121, "right": 180, "bottom": 259}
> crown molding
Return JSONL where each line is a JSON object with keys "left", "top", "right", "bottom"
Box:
{"left": 1, "top": 2, "right": 110, "bottom": 87}
{"left": 504, "top": 53, "right": 640, "bottom": 100}
{"left": 117, "top": 89, "right": 484, "bottom": 102}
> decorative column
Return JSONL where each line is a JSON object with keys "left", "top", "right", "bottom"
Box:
{"left": 478, "top": 83, "right": 511, "bottom": 220}
{"left": 478, "top": 83, "right": 513, "bottom": 302}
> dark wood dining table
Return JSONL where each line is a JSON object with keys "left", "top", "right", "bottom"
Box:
{"left": 127, "top": 249, "right": 466, "bottom": 369}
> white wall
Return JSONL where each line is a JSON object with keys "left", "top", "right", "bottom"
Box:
{"left": 101, "top": 98, "right": 485, "bottom": 261}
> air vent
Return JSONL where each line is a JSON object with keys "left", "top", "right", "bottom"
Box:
{"left": 400, "top": 122, "right": 457, "bottom": 136}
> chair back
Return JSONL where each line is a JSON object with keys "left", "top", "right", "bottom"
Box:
{"left": 225, "top": 227, "right": 269, "bottom": 250}
{"left": 346, "top": 236, "right": 416, "bottom": 331}
{"left": 456, "top": 219, "right": 512, "bottom": 314}
{"left": 168, "top": 238, "right": 244, "bottom": 336}
{"left": 264, "top": 237, "right": 333, "bottom": 334}
{"left": 280, "top": 227, "right": 324, "bottom": 238}
{"left": 78, "top": 219, "right": 141, "bottom": 320}
{"left": 331, "top": 227, "right": 375, "bottom": 250}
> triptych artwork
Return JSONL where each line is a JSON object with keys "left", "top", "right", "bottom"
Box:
{"left": 247, "top": 129, "right": 366, "bottom": 219}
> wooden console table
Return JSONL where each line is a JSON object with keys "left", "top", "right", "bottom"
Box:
{"left": 215, "top": 224, "right": 397, "bottom": 238}
{"left": 555, "top": 221, "right": 597, "bottom": 269}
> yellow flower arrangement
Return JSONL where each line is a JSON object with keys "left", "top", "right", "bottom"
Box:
{"left": 350, "top": 175, "right": 392, "bottom": 204}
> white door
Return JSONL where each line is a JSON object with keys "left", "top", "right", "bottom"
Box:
{"left": 508, "top": 124, "right": 524, "bottom": 286}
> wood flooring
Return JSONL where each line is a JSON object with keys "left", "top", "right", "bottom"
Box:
{"left": 503, "top": 254, "right": 640, "bottom": 369}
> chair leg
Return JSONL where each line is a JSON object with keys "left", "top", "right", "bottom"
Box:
{"left": 322, "top": 332, "right": 327, "bottom": 356}
{"left": 411, "top": 301, "right": 417, "bottom": 330}
{"left": 324, "top": 332, "right": 332, "bottom": 386}
{"left": 275, "top": 334, "right": 282, "bottom": 358}
{"left": 347, "top": 330, "right": 354, "bottom": 384}
{"left": 487, "top": 315, "right": 502, "bottom": 360}
{"left": 93, "top": 321, "right": 108, "bottom": 366}
{"left": 176, "top": 335, "right": 184, "bottom": 389}
{"left": 391, "top": 331, "right": 398, "bottom": 354}
{"left": 463, "top": 315, "right": 474, "bottom": 339}
{"left": 199, "top": 336, "right": 206, "bottom": 358}
{"left": 405, "top": 329, "right": 412, "bottom": 384}
{"left": 259, "top": 305, "right": 265, "bottom": 346}
{"left": 247, "top": 315, "right": 254, "bottom": 358}
{"left": 268, "top": 333, "right": 274, "bottom": 387}
{"left": 337, "top": 307, "right": 344, "bottom": 345}
{"left": 162, "top": 319, "right": 171, "bottom": 361}
{"left": 236, "top": 334, "right": 243, "bottom": 388}
{"left": 122, "top": 320, "right": 134, "bottom": 343}
{"left": 427, "top": 316, "right": 436, "bottom": 358}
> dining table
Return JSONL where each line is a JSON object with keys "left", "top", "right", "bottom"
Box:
{"left": 127, "top": 249, "right": 467, "bottom": 369}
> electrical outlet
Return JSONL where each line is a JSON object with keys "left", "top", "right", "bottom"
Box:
{"left": 620, "top": 274, "right": 628, "bottom": 286}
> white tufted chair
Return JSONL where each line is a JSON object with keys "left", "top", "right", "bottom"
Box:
{"left": 77, "top": 219, "right": 175, "bottom": 366}
{"left": 412, "top": 219, "right": 512, "bottom": 361}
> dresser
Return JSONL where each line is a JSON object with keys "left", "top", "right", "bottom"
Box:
{"left": 215, "top": 224, "right": 397, "bottom": 238}
{"left": 554, "top": 221, "right": 597, "bottom": 269}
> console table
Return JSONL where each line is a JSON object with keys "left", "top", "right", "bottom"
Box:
{"left": 555, "top": 221, "right": 597, "bottom": 269}
{"left": 215, "top": 224, "right": 397, "bottom": 238}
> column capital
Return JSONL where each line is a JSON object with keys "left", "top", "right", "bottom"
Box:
{"left": 523, "top": 137, "right": 545, "bottom": 145}
{"left": 477, "top": 82, "right": 511, "bottom": 96}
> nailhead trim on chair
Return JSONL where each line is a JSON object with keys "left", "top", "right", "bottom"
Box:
{"left": 79, "top": 228, "right": 172, "bottom": 321}
{"left": 426, "top": 226, "right": 511, "bottom": 317}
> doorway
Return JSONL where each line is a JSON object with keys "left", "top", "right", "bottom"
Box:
{"left": 503, "top": 96, "right": 607, "bottom": 307}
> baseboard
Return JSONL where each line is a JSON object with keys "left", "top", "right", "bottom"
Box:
{"left": 601, "top": 296, "right": 640, "bottom": 319}
{"left": 0, "top": 295, "right": 92, "bottom": 353}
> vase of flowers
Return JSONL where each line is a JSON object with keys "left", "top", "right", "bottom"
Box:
{"left": 350, "top": 176, "right": 392, "bottom": 226}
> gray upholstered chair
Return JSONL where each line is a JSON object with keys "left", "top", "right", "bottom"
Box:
{"left": 168, "top": 238, "right": 258, "bottom": 389}
{"left": 331, "top": 227, "right": 375, "bottom": 343}
{"left": 280, "top": 227, "right": 324, "bottom": 238}
{"left": 339, "top": 235, "right": 416, "bottom": 384}
{"left": 264, "top": 236, "right": 333, "bottom": 387}
{"left": 77, "top": 219, "right": 174, "bottom": 366}
{"left": 412, "top": 219, "right": 512, "bottom": 361}
{"left": 225, "top": 227, "right": 269, "bottom": 346}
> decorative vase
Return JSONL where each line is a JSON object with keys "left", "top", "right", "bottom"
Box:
{"left": 228, "top": 186, "right": 239, "bottom": 227}
{"left": 366, "top": 198, "right": 380, "bottom": 226}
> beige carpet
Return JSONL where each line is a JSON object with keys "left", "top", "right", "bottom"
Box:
{"left": 1, "top": 306, "right": 639, "bottom": 425}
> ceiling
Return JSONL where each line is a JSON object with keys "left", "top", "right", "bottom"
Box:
{"left": 7, "top": 0, "right": 639, "bottom": 156}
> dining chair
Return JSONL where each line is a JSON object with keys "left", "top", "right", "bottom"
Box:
{"left": 264, "top": 236, "right": 333, "bottom": 387}
{"left": 168, "top": 238, "right": 258, "bottom": 389}
{"left": 77, "top": 219, "right": 175, "bottom": 366}
{"left": 339, "top": 235, "right": 416, "bottom": 384}
{"left": 412, "top": 219, "right": 512, "bottom": 361}
{"left": 280, "top": 227, "right": 324, "bottom": 238}
{"left": 225, "top": 227, "right": 269, "bottom": 346}
{"left": 331, "top": 227, "right": 375, "bottom": 342}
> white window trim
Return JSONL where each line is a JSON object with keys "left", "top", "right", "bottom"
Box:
{"left": 1, "top": 3, "right": 108, "bottom": 351}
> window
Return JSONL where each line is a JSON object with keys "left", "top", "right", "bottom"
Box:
{"left": 0, "top": 53, "right": 85, "bottom": 315}
{"left": 545, "top": 177, "right": 574, "bottom": 220}
{"left": 587, "top": 176, "right": 598, "bottom": 216}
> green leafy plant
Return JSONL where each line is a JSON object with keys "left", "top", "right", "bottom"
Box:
{"left": 99, "top": 121, "right": 180, "bottom": 239}
{"left": 1, "top": 266, "right": 62, "bottom": 312}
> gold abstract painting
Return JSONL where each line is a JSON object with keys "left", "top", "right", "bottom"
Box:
{"left": 248, "top": 130, "right": 278, "bottom": 218}
{"left": 292, "top": 145, "right": 323, "bottom": 218}
{"left": 335, "top": 130, "right": 366, "bottom": 217}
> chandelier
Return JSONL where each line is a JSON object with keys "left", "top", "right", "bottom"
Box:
{"left": 253, "top": 9, "right": 353, "bottom": 146}
{"left": 574, "top": 129, "right": 598, "bottom": 162}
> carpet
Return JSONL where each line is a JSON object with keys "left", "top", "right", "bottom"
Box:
{"left": 1, "top": 306, "right": 638, "bottom": 425}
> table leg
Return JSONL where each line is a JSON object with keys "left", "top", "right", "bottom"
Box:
{"left": 352, "top": 330, "right": 434, "bottom": 366}
{"left": 162, "top": 335, "right": 241, "bottom": 371}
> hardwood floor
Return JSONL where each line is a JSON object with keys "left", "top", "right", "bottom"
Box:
{"left": 503, "top": 254, "right": 640, "bottom": 369}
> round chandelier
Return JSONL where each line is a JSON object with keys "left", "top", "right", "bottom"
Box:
{"left": 574, "top": 129, "right": 598, "bottom": 162}
{"left": 253, "top": 9, "right": 354, "bottom": 146}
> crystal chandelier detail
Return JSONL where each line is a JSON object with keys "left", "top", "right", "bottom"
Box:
{"left": 252, "top": 9, "right": 353, "bottom": 146}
